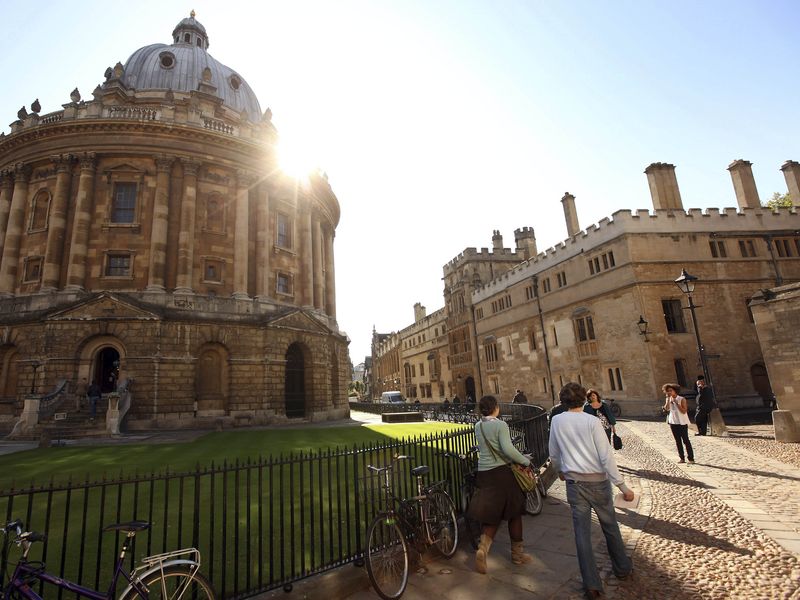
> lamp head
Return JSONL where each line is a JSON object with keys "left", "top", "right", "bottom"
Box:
{"left": 674, "top": 268, "right": 698, "bottom": 294}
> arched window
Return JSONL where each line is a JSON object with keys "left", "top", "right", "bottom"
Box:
{"left": 205, "top": 193, "right": 224, "bottom": 232}
{"left": 29, "top": 190, "right": 50, "bottom": 231}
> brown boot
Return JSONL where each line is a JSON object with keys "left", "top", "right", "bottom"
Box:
{"left": 475, "top": 534, "right": 493, "bottom": 574}
{"left": 511, "top": 540, "right": 533, "bottom": 565}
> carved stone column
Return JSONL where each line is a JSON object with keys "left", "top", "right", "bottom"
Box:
{"left": 65, "top": 153, "right": 97, "bottom": 291}
{"left": 303, "top": 205, "right": 314, "bottom": 307}
{"left": 146, "top": 155, "right": 173, "bottom": 291}
{"left": 0, "top": 171, "right": 13, "bottom": 266}
{"left": 175, "top": 158, "right": 200, "bottom": 294}
{"left": 0, "top": 164, "right": 31, "bottom": 296}
{"left": 324, "top": 226, "right": 336, "bottom": 319}
{"left": 256, "top": 184, "right": 271, "bottom": 300}
{"left": 41, "top": 154, "right": 75, "bottom": 291}
{"left": 312, "top": 217, "right": 324, "bottom": 309}
{"left": 233, "top": 170, "right": 253, "bottom": 299}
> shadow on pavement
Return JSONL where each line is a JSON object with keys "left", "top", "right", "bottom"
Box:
{"left": 618, "top": 465, "right": 710, "bottom": 489}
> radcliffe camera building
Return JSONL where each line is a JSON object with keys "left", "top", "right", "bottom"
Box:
{"left": 372, "top": 160, "right": 800, "bottom": 416}
{"left": 0, "top": 14, "right": 349, "bottom": 433}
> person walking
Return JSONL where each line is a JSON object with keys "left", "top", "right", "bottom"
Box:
{"left": 512, "top": 389, "right": 528, "bottom": 404}
{"left": 87, "top": 381, "right": 101, "bottom": 421}
{"left": 663, "top": 383, "right": 695, "bottom": 463}
{"left": 694, "top": 376, "right": 714, "bottom": 436}
{"left": 549, "top": 382, "right": 634, "bottom": 599}
{"left": 583, "top": 388, "right": 616, "bottom": 444}
{"left": 467, "top": 395, "right": 534, "bottom": 574}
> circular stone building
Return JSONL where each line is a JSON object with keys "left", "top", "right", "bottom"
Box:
{"left": 0, "top": 14, "right": 348, "bottom": 434}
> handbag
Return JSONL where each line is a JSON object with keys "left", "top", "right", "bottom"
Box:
{"left": 612, "top": 432, "right": 623, "bottom": 450}
{"left": 477, "top": 422, "right": 535, "bottom": 492}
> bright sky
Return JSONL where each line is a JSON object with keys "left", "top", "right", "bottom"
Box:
{"left": 1, "top": 1, "right": 798, "bottom": 366}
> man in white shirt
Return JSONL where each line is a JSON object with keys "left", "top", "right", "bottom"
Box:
{"left": 549, "top": 382, "right": 634, "bottom": 599}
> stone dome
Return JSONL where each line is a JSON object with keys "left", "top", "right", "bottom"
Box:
{"left": 121, "top": 14, "right": 262, "bottom": 122}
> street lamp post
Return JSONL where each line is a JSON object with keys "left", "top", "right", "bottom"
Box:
{"left": 637, "top": 315, "right": 650, "bottom": 342}
{"left": 30, "top": 361, "right": 41, "bottom": 395}
{"left": 674, "top": 269, "right": 712, "bottom": 389}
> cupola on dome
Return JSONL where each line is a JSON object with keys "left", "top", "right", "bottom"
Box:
{"left": 120, "top": 12, "right": 262, "bottom": 122}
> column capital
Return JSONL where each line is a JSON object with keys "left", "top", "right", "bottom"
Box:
{"left": 155, "top": 154, "right": 175, "bottom": 173}
{"left": 50, "top": 154, "right": 75, "bottom": 173}
{"left": 13, "top": 163, "right": 31, "bottom": 182}
{"left": 78, "top": 152, "right": 97, "bottom": 171}
{"left": 236, "top": 169, "right": 256, "bottom": 188}
{"left": 181, "top": 157, "right": 201, "bottom": 176}
{"left": 0, "top": 170, "right": 13, "bottom": 190}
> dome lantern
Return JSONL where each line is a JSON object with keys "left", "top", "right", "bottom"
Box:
{"left": 172, "top": 11, "right": 209, "bottom": 49}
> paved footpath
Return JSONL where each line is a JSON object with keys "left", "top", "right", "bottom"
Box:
{"left": 266, "top": 419, "right": 800, "bottom": 600}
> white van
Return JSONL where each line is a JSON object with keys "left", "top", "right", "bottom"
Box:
{"left": 381, "top": 391, "right": 406, "bottom": 404}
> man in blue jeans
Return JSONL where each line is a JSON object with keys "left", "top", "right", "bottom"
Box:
{"left": 549, "top": 382, "right": 634, "bottom": 599}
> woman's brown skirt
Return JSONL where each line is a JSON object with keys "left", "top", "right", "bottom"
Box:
{"left": 466, "top": 465, "right": 525, "bottom": 525}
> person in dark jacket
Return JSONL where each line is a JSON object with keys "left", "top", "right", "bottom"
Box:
{"left": 512, "top": 389, "right": 528, "bottom": 404}
{"left": 87, "top": 381, "right": 101, "bottom": 421}
{"left": 583, "top": 389, "right": 617, "bottom": 444}
{"left": 694, "top": 376, "right": 715, "bottom": 436}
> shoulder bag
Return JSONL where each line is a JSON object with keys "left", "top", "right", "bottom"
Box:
{"left": 612, "top": 432, "right": 623, "bottom": 450}
{"left": 477, "top": 422, "right": 536, "bottom": 492}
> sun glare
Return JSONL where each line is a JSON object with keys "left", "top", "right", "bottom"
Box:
{"left": 277, "top": 136, "right": 319, "bottom": 180}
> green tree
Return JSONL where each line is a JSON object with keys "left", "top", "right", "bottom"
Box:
{"left": 763, "top": 192, "right": 793, "bottom": 209}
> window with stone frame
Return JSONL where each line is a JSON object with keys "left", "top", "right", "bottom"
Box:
{"left": 662, "top": 299, "right": 687, "bottom": 333}
{"left": 22, "top": 256, "right": 43, "bottom": 283}
{"left": 709, "top": 240, "right": 727, "bottom": 258}
{"left": 738, "top": 239, "right": 757, "bottom": 258}
{"left": 276, "top": 212, "right": 293, "bottom": 249}
{"left": 774, "top": 238, "right": 794, "bottom": 258}
{"left": 205, "top": 193, "right": 225, "bottom": 233}
{"left": 574, "top": 313, "right": 597, "bottom": 357}
{"left": 484, "top": 338, "right": 498, "bottom": 371}
{"left": 29, "top": 190, "right": 50, "bottom": 231}
{"left": 529, "top": 327, "right": 537, "bottom": 350}
{"left": 202, "top": 258, "right": 224, "bottom": 283}
{"left": 276, "top": 271, "right": 293, "bottom": 296}
{"left": 104, "top": 253, "right": 132, "bottom": 277}
{"left": 111, "top": 182, "right": 137, "bottom": 224}
{"left": 607, "top": 367, "right": 624, "bottom": 391}
{"left": 673, "top": 358, "right": 689, "bottom": 389}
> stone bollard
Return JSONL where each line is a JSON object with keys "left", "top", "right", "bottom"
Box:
{"left": 708, "top": 408, "right": 728, "bottom": 436}
{"left": 773, "top": 410, "right": 800, "bottom": 443}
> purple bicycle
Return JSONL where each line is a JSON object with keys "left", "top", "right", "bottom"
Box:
{"left": 1, "top": 519, "right": 215, "bottom": 599}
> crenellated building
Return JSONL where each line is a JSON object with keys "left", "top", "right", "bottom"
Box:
{"left": 0, "top": 14, "right": 349, "bottom": 433}
{"left": 372, "top": 160, "right": 800, "bottom": 416}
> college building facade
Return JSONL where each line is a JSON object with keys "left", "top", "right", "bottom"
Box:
{"left": 372, "top": 160, "right": 800, "bottom": 417}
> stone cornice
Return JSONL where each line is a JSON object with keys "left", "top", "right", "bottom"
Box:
{"left": 0, "top": 118, "right": 269, "bottom": 163}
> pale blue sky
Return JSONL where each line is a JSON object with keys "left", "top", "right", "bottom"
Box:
{"left": 1, "top": 1, "right": 797, "bottom": 365}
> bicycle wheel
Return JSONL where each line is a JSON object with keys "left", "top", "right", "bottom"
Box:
{"left": 428, "top": 490, "right": 458, "bottom": 558}
{"left": 537, "top": 476, "right": 548, "bottom": 498}
{"left": 525, "top": 486, "right": 543, "bottom": 516}
{"left": 365, "top": 514, "right": 409, "bottom": 600}
{"left": 460, "top": 483, "right": 482, "bottom": 550}
{"left": 120, "top": 565, "right": 216, "bottom": 600}
{"left": 611, "top": 402, "right": 622, "bottom": 418}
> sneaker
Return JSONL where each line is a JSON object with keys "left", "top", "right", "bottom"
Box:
{"left": 688, "top": 460, "right": 695, "bottom": 464}
{"left": 678, "top": 459, "right": 685, "bottom": 463}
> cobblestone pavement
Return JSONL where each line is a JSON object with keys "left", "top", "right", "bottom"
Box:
{"left": 613, "top": 421, "right": 800, "bottom": 600}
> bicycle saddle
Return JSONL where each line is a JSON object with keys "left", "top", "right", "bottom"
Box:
{"left": 103, "top": 521, "right": 151, "bottom": 533}
{"left": 411, "top": 465, "right": 430, "bottom": 477}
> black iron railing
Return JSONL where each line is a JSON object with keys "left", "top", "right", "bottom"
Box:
{"left": 0, "top": 408, "right": 549, "bottom": 599}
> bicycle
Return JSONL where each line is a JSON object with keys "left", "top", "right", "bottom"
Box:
{"left": 442, "top": 446, "right": 482, "bottom": 550}
{"left": 363, "top": 455, "right": 458, "bottom": 599}
{"left": 608, "top": 397, "right": 622, "bottom": 419}
{"left": 1, "top": 519, "right": 215, "bottom": 600}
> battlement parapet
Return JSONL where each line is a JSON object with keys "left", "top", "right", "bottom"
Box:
{"left": 471, "top": 206, "right": 799, "bottom": 303}
{"left": 443, "top": 245, "right": 525, "bottom": 275}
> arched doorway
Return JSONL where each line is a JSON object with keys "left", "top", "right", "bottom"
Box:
{"left": 750, "top": 363, "right": 773, "bottom": 405}
{"left": 196, "top": 344, "right": 229, "bottom": 415}
{"left": 465, "top": 376, "right": 476, "bottom": 404}
{"left": 0, "top": 347, "right": 19, "bottom": 401}
{"left": 95, "top": 347, "right": 121, "bottom": 393}
{"left": 285, "top": 343, "right": 306, "bottom": 418}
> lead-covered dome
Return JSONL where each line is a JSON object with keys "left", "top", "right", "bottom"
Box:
{"left": 121, "top": 13, "right": 262, "bottom": 122}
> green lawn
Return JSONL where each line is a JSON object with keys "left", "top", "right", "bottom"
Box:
{"left": 0, "top": 421, "right": 468, "bottom": 491}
